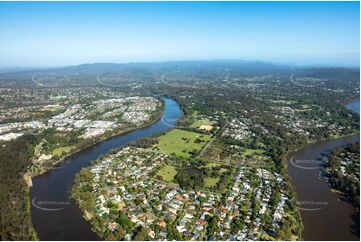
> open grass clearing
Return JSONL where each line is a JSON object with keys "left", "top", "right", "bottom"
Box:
{"left": 52, "top": 146, "right": 73, "bottom": 156}
{"left": 45, "top": 105, "right": 64, "bottom": 112}
{"left": 190, "top": 119, "right": 215, "bottom": 129}
{"left": 204, "top": 177, "right": 220, "bottom": 188}
{"left": 155, "top": 129, "right": 211, "bottom": 158}
{"left": 155, "top": 165, "right": 177, "bottom": 182}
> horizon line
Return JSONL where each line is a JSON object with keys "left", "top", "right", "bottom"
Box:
{"left": 0, "top": 58, "right": 359, "bottom": 70}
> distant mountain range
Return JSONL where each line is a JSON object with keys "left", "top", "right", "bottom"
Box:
{"left": 0, "top": 60, "right": 358, "bottom": 88}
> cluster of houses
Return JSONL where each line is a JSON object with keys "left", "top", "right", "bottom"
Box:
{"left": 0, "top": 132, "right": 24, "bottom": 141}
{"left": 294, "top": 77, "right": 326, "bottom": 86}
{"left": 0, "top": 120, "right": 46, "bottom": 135}
{"left": 272, "top": 105, "right": 330, "bottom": 136}
{"left": 214, "top": 167, "right": 287, "bottom": 240}
{"left": 122, "top": 97, "right": 158, "bottom": 124}
{"left": 47, "top": 101, "right": 118, "bottom": 137}
{"left": 79, "top": 147, "right": 289, "bottom": 241}
{"left": 0, "top": 105, "right": 44, "bottom": 122}
{"left": 222, "top": 118, "right": 253, "bottom": 140}
{"left": 48, "top": 96, "right": 159, "bottom": 138}
{"left": 0, "top": 96, "right": 159, "bottom": 141}
{"left": 331, "top": 150, "right": 360, "bottom": 178}
{"left": 0, "top": 87, "right": 128, "bottom": 123}
{"left": 0, "top": 121, "right": 46, "bottom": 141}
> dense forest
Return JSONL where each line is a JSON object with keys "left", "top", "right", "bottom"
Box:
{"left": 0, "top": 135, "right": 37, "bottom": 240}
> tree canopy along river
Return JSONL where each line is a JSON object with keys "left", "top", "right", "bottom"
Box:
{"left": 288, "top": 99, "right": 360, "bottom": 240}
{"left": 30, "top": 98, "right": 182, "bottom": 240}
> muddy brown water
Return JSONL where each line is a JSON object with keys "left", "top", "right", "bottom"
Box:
{"left": 287, "top": 99, "right": 359, "bottom": 240}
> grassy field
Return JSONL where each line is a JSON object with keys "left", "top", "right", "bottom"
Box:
{"left": 156, "top": 165, "right": 177, "bottom": 182}
{"left": 242, "top": 148, "right": 264, "bottom": 156}
{"left": 190, "top": 119, "right": 214, "bottom": 129}
{"left": 204, "top": 162, "right": 228, "bottom": 172}
{"left": 200, "top": 139, "right": 224, "bottom": 161}
{"left": 52, "top": 146, "right": 73, "bottom": 156}
{"left": 155, "top": 129, "right": 211, "bottom": 158}
{"left": 242, "top": 148, "right": 269, "bottom": 161}
{"left": 45, "top": 105, "right": 64, "bottom": 112}
{"left": 204, "top": 177, "right": 219, "bottom": 188}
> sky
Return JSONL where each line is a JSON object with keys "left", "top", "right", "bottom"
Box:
{"left": 0, "top": 1, "right": 359, "bottom": 67}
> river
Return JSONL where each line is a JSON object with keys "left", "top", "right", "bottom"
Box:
{"left": 287, "top": 99, "right": 360, "bottom": 240}
{"left": 30, "top": 98, "right": 182, "bottom": 240}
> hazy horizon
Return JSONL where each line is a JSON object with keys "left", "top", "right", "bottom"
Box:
{"left": 0, "top": 1, "right": 359, "bottom": 67}
{"left": 0, "top": 58, "right": 360, "bottom": 70}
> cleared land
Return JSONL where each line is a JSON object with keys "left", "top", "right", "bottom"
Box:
{"left": 204, "top": 177, "right": 220, "bottom": 188}
{"left": 52, "top": 146, "right": 73, "bottom": 156}
{"left": 242, "top": 148, "right": 268, "bottom": 160}
{"left": 45, "top": 105, "right": 64, "bottom": 112}
{"left": 190, "top": 119, "right": 214, "bottom": 129}
{"left": 156, "top": 165, "right": 177, "bottom": 182}
{"left": 155, "top": 129, "right": 211, "bottom": 158}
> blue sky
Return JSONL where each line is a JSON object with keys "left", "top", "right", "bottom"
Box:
{"left": 0, "top": 1, "right": 359, "bottom": 67}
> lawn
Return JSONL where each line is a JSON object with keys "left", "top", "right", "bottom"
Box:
{"left": 52, "top": 146, "right": 73, "bottom": 156}
{"left": 190, "top": 119, "right": 214, "bottom": 129}
{"left": 156, "top": 165, "right": 177, "bottom": 182}
{"left": 156, "top": 129, "right": 211, "bottom": 158}
{"left": 204, "top": 177, "right": 220, "bottom": 188}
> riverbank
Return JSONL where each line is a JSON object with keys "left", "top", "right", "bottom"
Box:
{"left": 324, "top": 142, "right": 360, "bottom": 225}
{"left": 284, "top": 98, "right": 360, "bottom": 240}
{"left": 287, "top": 134, "right": 359, "bottom": 240}
{"left": 284, "top": 98, "right": 359, "bottom": 179}
{"left": 281, "top": 132, "right": 360, "bottom": 233}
